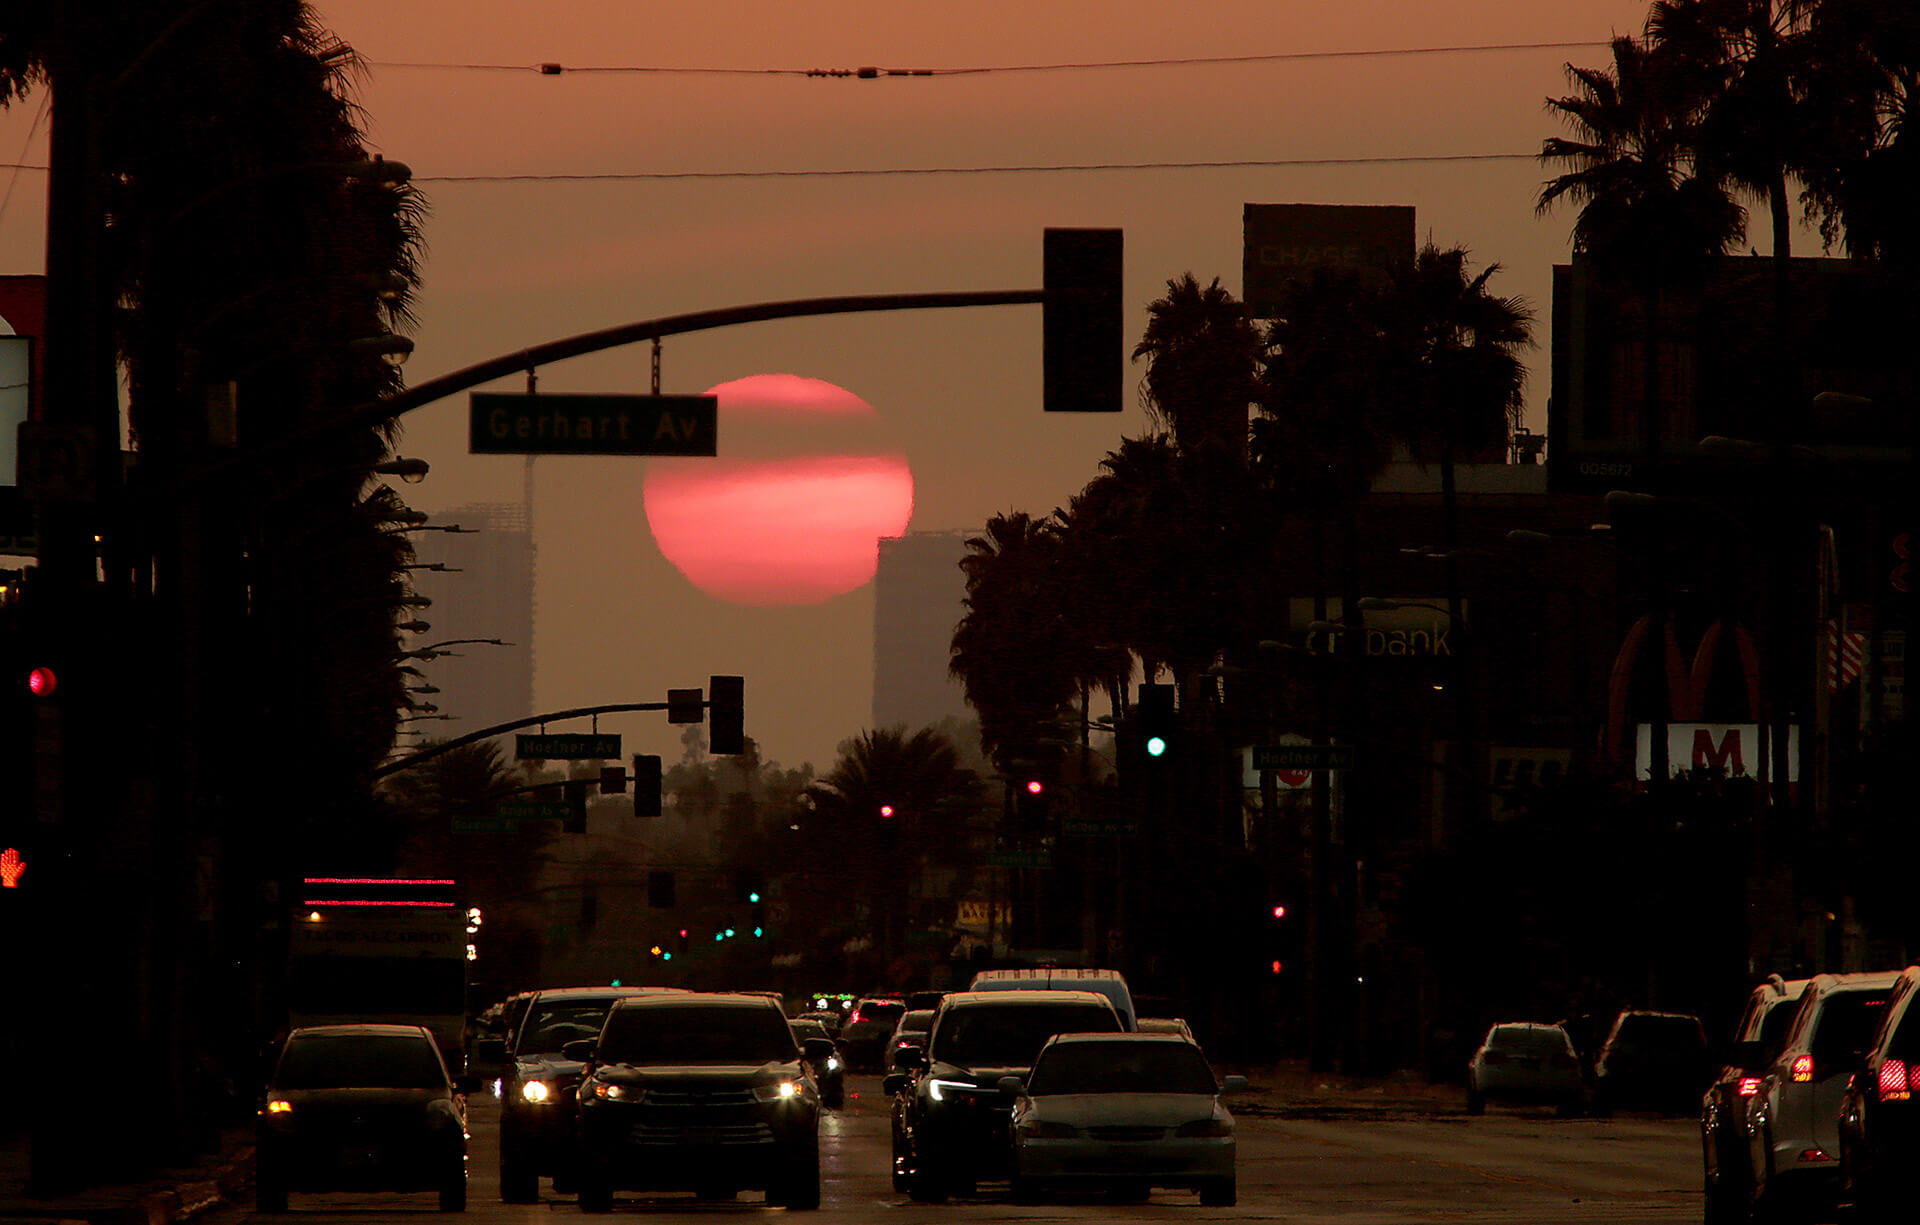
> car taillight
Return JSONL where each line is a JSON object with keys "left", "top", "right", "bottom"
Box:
{"left": 1878, "top": 1059, "right": 1911, "bottom": 1102}
{"left": 1737, "top": 1077, "right": 1762, "bottom": 1097}
{"left": 1791, "top": 1055, "right": 1814, "bottom": 1083}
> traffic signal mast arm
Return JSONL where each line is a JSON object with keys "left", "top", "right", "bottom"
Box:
{"left": 373, "top": 700, "right": 676, "bottom": 778}
{"left": 177, "top": 288, "right": 1052, "bottom": 493}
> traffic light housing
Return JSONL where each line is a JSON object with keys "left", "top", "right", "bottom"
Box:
{"left": 1043, "top": 228, "right": 1123, "bottom": 412}
{"left": 1014, "top": 779, "right": 1051, "bottom": 831}
{"left": 632, "top": 753, "right": 662, "bottom": 817}
{"left": 563, "top": 779, "right": 590, "bottom": 834}
{"left": 708, "top": 674, "right": 744, "bottom": 755}
{"left": 666, "top": 687, "right": 703, "bottom": 724}
{"left": 647, "top": 869, "right": 675, "bottom": 908}
{"left": 1137, "top": 682, "right": 1175, "bottom": 763}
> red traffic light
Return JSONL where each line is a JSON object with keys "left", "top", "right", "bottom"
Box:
{"left": 879, "top": 804, "right": 895, "bottom": 819}
{"left": 1026, "top": 780, "right": 1044, "bottom": 796}
{"left": 26, "top": 666, "right": 56, "bottom": 697}
{"left": 1272, "top": 905, "right": 1287, "bottom": 920}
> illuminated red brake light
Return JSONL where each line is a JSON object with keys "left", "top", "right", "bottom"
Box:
{"left": 1878, "top": 1059, "right": 1911, "bottom": 1102}
{"left": 1737, "top": 1077, "right": 1762, "bottom": 1097}
{"left": 1791, "top": 1055, "right": 1814, "bottom": 1083}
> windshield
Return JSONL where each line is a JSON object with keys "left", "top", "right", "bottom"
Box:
{"left": 1611, "top": 1015, "right": 1704, "bottom": 1054}
{"left": 276, "top": 1034, "right": 446, "bottom": 1090}
{"left": 932, "top": 1003, "right": 1120, "bottom": 1069}
{"left": 517, "top": 998, "right": 624, "bottom": 1054}
{"left": 1487, "top": 1027, "right": 1572, "bottom": 1056}
{"left": 1810, "top": 991, "right": 1893, "bottom": 1068}
{"left": 1027, "top": 1041, "right": 1216, "bottom": 1095}
{"left": 855, "top": 1002, "right": 905, "bottom": 1025}
{"left": 597, "top": 1003, "right": 798, "bottom": 1065}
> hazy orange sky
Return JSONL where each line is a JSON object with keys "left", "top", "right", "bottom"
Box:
{"left": 6, "top": 0, "right": 1802, "bottom": 771}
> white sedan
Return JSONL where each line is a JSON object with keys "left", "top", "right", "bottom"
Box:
{"left": 1005, "top": 1032, "right": 1247, "bottom": 1206}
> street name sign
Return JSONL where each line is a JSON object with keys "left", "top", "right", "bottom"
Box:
{"left": 453, "top": 815, "right": 512, "bottom": 834}
{"left": 1063, "top": 818, "right": 1139, "bottom": 837}
{"left": 987, "top": 849, "right": 1052, "bottom": 869}
{"left": 470, "top": 392, "right": 717, "bottom": 456}
{"left": 516, "top": 733, "right": 622, "bottom": 760}
{"left": 496, "top": 800, "right": 572, "bottom": 822}
{"left": 1252, "top": 743, "right": 1355, "bottom": 771}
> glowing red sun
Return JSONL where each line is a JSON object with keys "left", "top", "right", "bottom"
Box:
{"left": 643, "top": 374, "right": 915, "bottom": 606}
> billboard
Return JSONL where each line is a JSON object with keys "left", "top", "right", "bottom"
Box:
{"left": 1242, "top": 203, "right": 1415, "bottom": 318}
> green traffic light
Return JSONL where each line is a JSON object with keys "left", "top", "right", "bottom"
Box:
{"left": 748, "top": 891, "right": 761, "bottom": 904}
{"left": 1146, "top": 735, "right": 1168, "bottom": 757}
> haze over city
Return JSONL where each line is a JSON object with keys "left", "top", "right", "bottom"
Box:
{"left": 0, "top": 0, "right": 1818, "bottom": 768}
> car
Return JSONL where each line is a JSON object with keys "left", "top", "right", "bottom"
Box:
{"left": 573, "top": 991, "right": 832, "bottom": 1210}
{"left": 1838, "top": 964, "right": 1920, "bottom": 1223}
{"left": 1465, "top": 1022, "right": 1585, "bottom": 1115}
{"left": 795, "top": 1009, "right": 845, "bottom": 1038}
{"left": 1744, "top": 970, "right": 1901, "bottom": 1220}
{"left": 968, "top": 967, "right": 1136, "bottom": 1030}
{"left": 1701, "top": 975, "right": 1808, "bottom": 1224}
{"left": 887, "top": 1009, "right": 937, "bottom": 1070}
{"left": 255, "top": 1023, "right": 479, "bottom": 1213}
{"left": 1592, "top": 1009, "right": 1714, "bottom": 1115}
{"left": 481, "top": 985, "right": 687, "bottom": 1203}
{"left": 885, "top": 988, "right": 1123, "bottom": 1202}
{"left": 1006, "top": 1031, "right": 1247, "bottom": 1205}
{"left": 840, "top": 997, "right": 907, "bottom": 1071}
{"left": 790, "top": 1017, "right": 845, "bottom": 1107}
{"left": 1136, "top": 1016, "right": 1195, "bottom": 1041}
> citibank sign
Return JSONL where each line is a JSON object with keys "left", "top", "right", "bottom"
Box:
{"left": 1634, "top": 722, "right": 1800, "bottom": 784}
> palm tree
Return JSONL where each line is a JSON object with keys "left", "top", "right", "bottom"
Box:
{"left": 1132, "top": 273, "right": 1264, "bottom": 463}
{"left": 1383, "top": 243, "right": 1534, "bottom": 554}
{"left": 1799, "top": 0, "right": 1920, "bottom": 270}
{"left": 804, "top": 726, "right": 982, "bottom": 974}
{"left": 950, "top": 512, "right": 1080, "bottom": 774}
{"left": 1539, "top": 33, "right": 1748, "bottom": 457}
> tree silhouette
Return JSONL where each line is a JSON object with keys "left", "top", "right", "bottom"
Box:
{"left": 1539, "top": 33, "right": 1747, "bottom": 455}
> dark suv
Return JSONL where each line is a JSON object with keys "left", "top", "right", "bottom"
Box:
{"left": 1839, "top": 964, "right": 1920, "bottom": 1222}
{"left": 481, "top": 985, "right": 685, "bottom": 1202}
{"left": 573, "top": 992, "right": 832, "bottom": 1210}
{"left": 885, "top": 988, "right": 1122, "bottom": 1202}
{"left": 255, "top": 1024, "right": 479, "bottom": 1213}
{"left": 1701, "top": 976, "right": 1806, "bottom": 1224}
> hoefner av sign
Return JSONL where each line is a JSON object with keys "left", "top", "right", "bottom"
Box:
{"left": 470, "top": 392, "right": 717, "bottom": 456}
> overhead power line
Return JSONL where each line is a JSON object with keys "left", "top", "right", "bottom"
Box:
{"left": 370, "top": 39, "right": 1609, "bottom": 78}
{"left": 4, "top": 150, "right": 1546, "bottom": 185}
{"left": 415, "top": 152, "right": 1541, "bottom": 183}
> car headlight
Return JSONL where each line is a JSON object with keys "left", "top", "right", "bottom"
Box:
{"left": 1016, "top": 1119, "right": 1078, "bottom": 1139}
{"left": 928, "top": 1078, "right": 975, "bottom": 1103}
{"left": 753, "top": 1080, "right": 801, "bottom": 1102}
{"left": 591, "top": 1082, "right": 641, "bottom": 1102}
{"left": 1175, "top": 1117, "right": 1233, "bottom": 1137}
{"left": 520, "top": 1079, "right": 552, "bottom": 1104}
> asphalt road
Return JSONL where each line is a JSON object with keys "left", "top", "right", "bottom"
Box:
{"left": 212, "top": 1074, "right": 1707, "bottom": 1223}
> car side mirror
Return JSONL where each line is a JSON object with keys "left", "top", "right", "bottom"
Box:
{"left": 997, "top": 1075, "right": 1025, "bottom": 1096}
{"left": 803, "top": 1037, "right": 835, "bottom": 1061}
{"left": 882, "top": 1073, "right": 908, "bottom": 1097}
{"left": 476, "top": 1038, "right": 507, "bottom": 1063}
{"left": 562, "top": 1039, "right": 597, "bottom": 1062}
{"left": 453, "top": 1075, "right": 484, "bottom": 1095}
{"left": 1220, "top": 1075, "right": 1250, "bottom": 1094}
